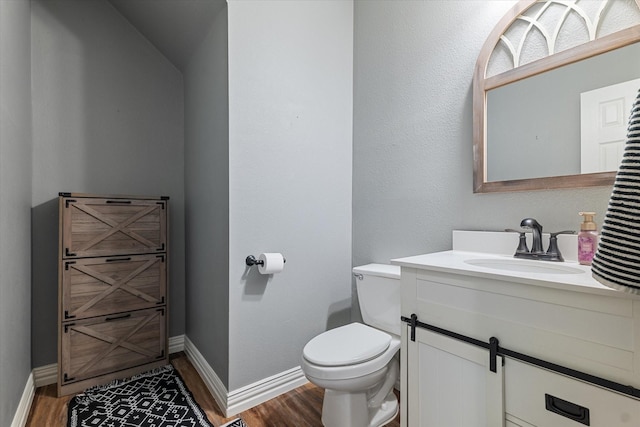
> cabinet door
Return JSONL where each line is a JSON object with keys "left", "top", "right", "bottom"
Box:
{"left": 61, "top": 197, "right": 167, "bottom": 258}
{"left": 406, "top": 326, "right": 504, "bottom": 427}
{"left": 60, "top": 307, "right": 166, "bottom": 386}
{"left": 62, "top": 254, "right": 166, "bottom": 321}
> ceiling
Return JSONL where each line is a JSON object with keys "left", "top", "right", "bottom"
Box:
{"left": 108, "top": 0, "right": 226, "bottom": 71}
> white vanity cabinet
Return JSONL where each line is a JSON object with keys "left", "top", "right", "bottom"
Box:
{"left": 395, "top": 252, "right": 640, "bottom": 427}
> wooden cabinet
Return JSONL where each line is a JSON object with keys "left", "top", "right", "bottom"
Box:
{"left": 58, "top": 193, "right": 169, "bottom": 396}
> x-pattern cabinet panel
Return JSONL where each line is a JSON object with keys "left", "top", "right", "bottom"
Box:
{"left": 57, "top": 193, "right": 169, "bottom": 396}
{"left": 61, "top": 197, "right": 167, "bottom": 258}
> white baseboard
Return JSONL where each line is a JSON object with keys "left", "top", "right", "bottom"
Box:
{"left": 11, "top": 372, "right": 34, "bottom": 427}
{"left": 183, "top": 336, "right": 229, "bottom": 412}
{"left": 226, "top": 364, "right": 308, "bottom": 416}
{"left": 184, "top": 336, "right": 308, "bottom": 417}
{"left": 169, "top": 334, "right": 185, "bottom": 353}
{"left": 33, "top": 363, "right": 57, "bottom": 388}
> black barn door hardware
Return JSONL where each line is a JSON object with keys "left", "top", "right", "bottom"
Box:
{"left": 402, "top": 314, "right": 640, "bottom": 399}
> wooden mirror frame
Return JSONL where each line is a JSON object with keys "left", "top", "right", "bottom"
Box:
{"left": 473, "top": 0, "right": 640, "bottom": 193}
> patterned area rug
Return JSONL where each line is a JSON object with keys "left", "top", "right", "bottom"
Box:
{"left": 220, "top": 419, "right": 248, "bottom": 427}
{"left": 67, "top": 365, "right": 223, "bottom": 427}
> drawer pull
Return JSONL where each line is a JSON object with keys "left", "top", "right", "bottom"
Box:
{"left": 545, "top": 393, "right": 590, "bottom": 425}
{"left": 106, "top": 200, "right": 131, "bottom": 204}
{"left": 105, "top": 313, "right": 131, "bottom": 322}
{"left": 106, "top": 257, "right": 131, "bottom": 263}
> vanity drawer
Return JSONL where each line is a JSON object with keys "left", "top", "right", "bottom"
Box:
{"left": 505, "top": 359, "right": 640, "bottom": 426}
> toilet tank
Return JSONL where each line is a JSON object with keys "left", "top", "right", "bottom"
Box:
{"left": 353, "top": 263, "right": 401, "bottom": 336}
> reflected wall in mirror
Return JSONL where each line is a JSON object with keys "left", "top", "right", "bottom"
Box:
{"left": 473, "top": 0, "right": 640, "bottom": 193}
{"left": 487, "top": 43, "right": 640, "bottom": 182}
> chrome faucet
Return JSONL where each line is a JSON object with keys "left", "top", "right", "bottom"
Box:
{"left": 507, "top": 218, "right": 574, "bottom": 262}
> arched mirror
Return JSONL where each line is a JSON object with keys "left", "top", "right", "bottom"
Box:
{"left": 473, "top": 0, "right": 640, "bottom": 193}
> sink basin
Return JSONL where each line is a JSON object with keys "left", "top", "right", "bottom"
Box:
{"left": 464, "top": 258, "right": 584, "bottom": 275}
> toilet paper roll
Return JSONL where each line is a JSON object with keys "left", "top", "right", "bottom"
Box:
{"left": 258, "top": 253, "right": 285, "bottom": 275}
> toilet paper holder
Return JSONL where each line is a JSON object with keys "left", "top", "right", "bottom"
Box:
{"left": 245, "top": 254, "right": 286, "bottom": 267}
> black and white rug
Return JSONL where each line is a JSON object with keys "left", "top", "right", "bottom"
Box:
{"left": 67, "top": 365, "right": 244, "bottom": 427}
{"left": 220, "top": 419, "right": 248, "bottom": 427}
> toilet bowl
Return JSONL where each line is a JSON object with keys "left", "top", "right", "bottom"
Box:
{"left": 301, "top": 264, "right": 401, "bottom": 427}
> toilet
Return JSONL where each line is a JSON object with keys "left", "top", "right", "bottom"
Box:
{"left": 301, "top": 263, "right": 401, "bottom": 427}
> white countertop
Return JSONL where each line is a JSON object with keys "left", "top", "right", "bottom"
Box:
{"left": 391, "top": 250, "right": 638, "bottom": 299}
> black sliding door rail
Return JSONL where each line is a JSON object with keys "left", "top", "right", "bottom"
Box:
{"left": 402, "top": 314, "right": 640, "bottom": 399}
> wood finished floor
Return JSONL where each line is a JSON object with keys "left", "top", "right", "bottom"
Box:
{"left": 26, "top": 352, "right": 401, "bottom": 427}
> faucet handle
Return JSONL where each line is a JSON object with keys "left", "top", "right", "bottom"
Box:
{"left": 549, "top": 230, "right": 575, "bottom": 238}
{"left": 505, "top": 228, "right": 529, "bottom": 254}
{"left": 546, "top": 230, "right": 575, "bottom": 262}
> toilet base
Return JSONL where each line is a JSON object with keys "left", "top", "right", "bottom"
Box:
{"left": 321, "top": 388, "right": 398, "bottom": 427}
{"left": 369, "top": 390, "right": 399, "bottom": 427}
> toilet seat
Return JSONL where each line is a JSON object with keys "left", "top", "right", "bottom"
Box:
{"left": 302, "top": 323, "right": 400, "bottom": 381}
{"left": 303, "top": 323, "right": 391, "bottom": 366}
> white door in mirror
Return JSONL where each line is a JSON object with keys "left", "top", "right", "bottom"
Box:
{"left": 581, "top": 78, "right": 640, "bottom": 173}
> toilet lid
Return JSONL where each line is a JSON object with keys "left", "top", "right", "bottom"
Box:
{"left": 303, "top": 323, "right": 391, "bottom": 366}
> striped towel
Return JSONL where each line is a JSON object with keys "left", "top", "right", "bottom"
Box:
{"left": 592, "top": 88, "right": 640, "bottom": 295}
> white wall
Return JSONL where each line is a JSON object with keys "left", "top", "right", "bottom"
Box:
{"left": 0, "top": 0, "right": 32, "bottom": 424}
{"left": 227, "top": 0, "right": 354, "bottom": 390}
{"left": 184, "top": 5, "right": 230, "bottom": 387}
{"left": 30, "top": 0, "right": 186, "bottom": 367}
{"left": 353, "top": 0, "right": 614, "bottom": 270}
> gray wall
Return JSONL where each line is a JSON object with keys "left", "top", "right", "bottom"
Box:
{"left": 30, "top": 0, "right": 186, "bottom": 367}
{"left": 353, "top": 0, "right": 613, "bottom": 268}
{"left": 0, "top": 0, "right": 32, "bottom": 424}
{"left": 184, "top": 6, "right": 230, "bottom": 387}
{"left": 227, "top": 0, "right": 354, "bottom": 390}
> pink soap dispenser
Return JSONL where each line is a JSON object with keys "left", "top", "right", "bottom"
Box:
{"left": 578, "top": 212, "right": 598, "bottom": 265}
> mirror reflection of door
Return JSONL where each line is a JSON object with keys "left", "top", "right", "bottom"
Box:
{"left": 580, "top": 78, "right": 640, "bottom": 174}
